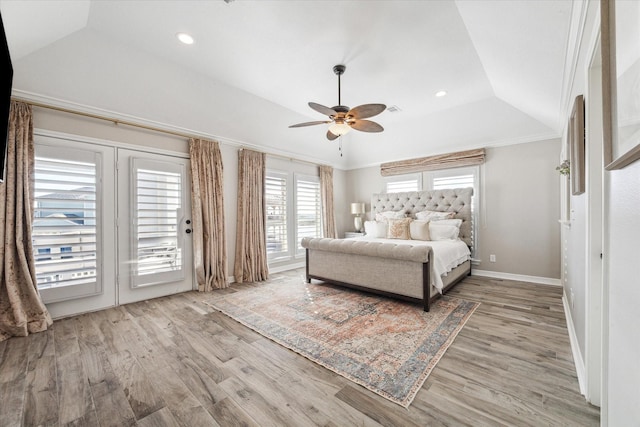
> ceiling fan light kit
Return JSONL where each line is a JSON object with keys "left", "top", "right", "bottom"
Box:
{"left": 289, "top": 64, "right": 386, "bottom": 141}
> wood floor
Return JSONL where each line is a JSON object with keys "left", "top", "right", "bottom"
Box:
{"left": 0, "top": 270, "right": 600, "bottom": 426}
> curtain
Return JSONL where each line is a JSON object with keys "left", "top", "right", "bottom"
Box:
{"left": 234, "top": 149, "right": 268, "bottom": 283}
{"left": 319, "top": 165, "right": 337, "bottom": 238}
{"left": 380, "top": 148, "right": 486, "bottom": 177}
{"left": 189, "top": 138, "right": 227, "bottom": 291}
{"left": 0, "top": 101, "right": 52, "bottom": 342}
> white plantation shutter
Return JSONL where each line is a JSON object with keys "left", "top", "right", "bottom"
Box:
{"left": 384, "top": 173, "right": 421, "bottom": 193}
{"left": 266, "top": 171, "right": 288, "bottom": 258}
{"left": 386, "top": 179, "right": 419, "bottom": 193}
{"left": 135, "top": 168, "right": 183, "bottom": 277}
{"left": 33, "top": 157, "right": 97, "bottom": 289}
{"left": 432, "top": 174, "right": 474, "bottom": 190}
{"left": 295, "top": 175, "right": 321, "bottom": 252}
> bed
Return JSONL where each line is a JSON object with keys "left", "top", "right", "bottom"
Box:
{"left": 301, "top": 188, "right": 473, "bottom": 311}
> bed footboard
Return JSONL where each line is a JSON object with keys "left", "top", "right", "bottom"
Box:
{"left": 302, "top": 237, "right": 434, "bottom": 311}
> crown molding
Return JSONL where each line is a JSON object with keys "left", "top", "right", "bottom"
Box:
{"left": 12, "top": 89, "right": 342, "bottom": 170}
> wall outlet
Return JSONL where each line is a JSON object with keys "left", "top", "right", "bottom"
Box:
{"left": 489, "top": 254, "right": 496, "bottom": 262}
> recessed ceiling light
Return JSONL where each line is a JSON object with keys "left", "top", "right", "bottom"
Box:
{"left": 435, "top": 90, "right": 447, "bottom": 97}
{"left": 176, "top": 32, "right": 194, "bottom": 45}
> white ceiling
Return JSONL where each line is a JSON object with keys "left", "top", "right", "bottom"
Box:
{"left": 0, "top": 0, "right": 574, "bottom": 169}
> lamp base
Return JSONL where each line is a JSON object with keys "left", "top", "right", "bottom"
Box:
{"left": 354, "top": 216, "right": 363, "bottom": 233}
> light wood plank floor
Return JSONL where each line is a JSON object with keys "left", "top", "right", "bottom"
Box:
{"left": 0, "top": 269, "right": 600, "bottom": 426}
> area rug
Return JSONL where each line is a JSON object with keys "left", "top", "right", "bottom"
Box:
{"left": 204, "top": 277, "right": 479, "bottom": 407}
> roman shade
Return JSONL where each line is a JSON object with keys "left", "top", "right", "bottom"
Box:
{"left": 380, "top": 148, "right": 485, "bottom": 177}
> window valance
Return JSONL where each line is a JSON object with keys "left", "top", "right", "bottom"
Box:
{"left": 380, "top": 148, "right": 485, "bottom": 177}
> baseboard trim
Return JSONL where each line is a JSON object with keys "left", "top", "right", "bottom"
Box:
{"left": 471, "top": 269, "right": 561, "bottom": 286}
{"left": 268, "top": 261, "right": 305, "bottom": 274}
{"left": 228, "top": 261, "right": 305, "bottom": 283}
{"left": 563, "top": 290, "right": 587, "bottom": 396}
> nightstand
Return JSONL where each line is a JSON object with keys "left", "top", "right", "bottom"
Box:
{"left": 344, "top": 232, "right": 365, "bottom": 238}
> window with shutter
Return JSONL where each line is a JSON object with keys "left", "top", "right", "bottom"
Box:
{"left": 384, "top": 173, "right": 422, "bottom": 193}
{"left": 266, "top": 169, "right": 322, "bottom": 263}
{"left": 33, "top": 157, "right": 97, "bottom": 290}
{"left": 295, "top": 175, "right": 321, "bottom": 253}
{"left": 266, "top": 171, "right": 289, "bottom": 259}
{"left": 134, "top": 167, "right": 183, "bottom": 279}
{"left": 432, "top": 174, "right": 474, "bottom": 190}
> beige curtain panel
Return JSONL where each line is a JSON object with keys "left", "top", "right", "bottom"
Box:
{"left": 234, "top": 149, "right": 269, "bottom": 283}
{"left": 319, "top": 165, "right": 337, "bottom": 239}
{"left": 380, "top": 148, "right": 486, "bottom": 177}
{"left": 0, "top": 101, "right": 53, "bottom": 342}
{"left": 189, "top": 138, "right": 228, "bottom": 291}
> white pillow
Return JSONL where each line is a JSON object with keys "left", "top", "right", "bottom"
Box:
{"left": 434, "top": 218, "right": 463, "bottom": 228}
{"left": 409, "top": 220, "right": 431, "bottom": 241}
{"left": 429, "top": 223, "right": 459, "bottom": 240}
{"left": 375, "top": 211, "right": 406, "bottom": 222}
{"left": 415, "top": 210, "right": 455, "bottom": 221}
{"left": 364, "top": 220, "right": 387, "bottom": 238}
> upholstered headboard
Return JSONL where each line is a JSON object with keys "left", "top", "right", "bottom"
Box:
{"left": 371, "top": 188, "right": 474, "bottom": 247}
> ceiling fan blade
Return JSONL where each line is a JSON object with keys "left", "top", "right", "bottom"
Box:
{"left": 289, "top": 120, "right": 332, "bottom": 128}
{"left": 348, "top": 104, "right": 387, "bottom": 119}
{"left": 350, "top": 119, "right": 384, "bottom": 133}
{"left": 309, "top": 102, "right": 337, "bottom": 117}
{"left": 326, "top": 130, "right": 339, "bottom": 141}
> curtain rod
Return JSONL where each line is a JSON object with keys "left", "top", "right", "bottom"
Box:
{"left": 14, "top": 97, "right": 326, "bottom": 169}
{"left": 14, "top": 97, "right": 194, "bottom": 139}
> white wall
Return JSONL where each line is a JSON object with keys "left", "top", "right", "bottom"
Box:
{"left": 480, "top": 140, "right": 561, "bottom": 279}
{"left": 606, "top": 161, "right": 640, "bottom": 423}
{"left": 564, "top": 1, "right": 640, "bottom": 422}
{"left": 346, "top": 139, "right": 561, "bottom": 280}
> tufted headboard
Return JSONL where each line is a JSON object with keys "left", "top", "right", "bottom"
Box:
{"left": 371, "top": 188, "right": 474, "bottom": 247}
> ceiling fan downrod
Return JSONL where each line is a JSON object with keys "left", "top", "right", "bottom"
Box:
{"left": 333, "top": 64, "right": 346, "bottom": 106}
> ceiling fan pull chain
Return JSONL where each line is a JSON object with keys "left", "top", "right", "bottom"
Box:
{"left": 339, "top": 136, "right": 343, "bottom": 157}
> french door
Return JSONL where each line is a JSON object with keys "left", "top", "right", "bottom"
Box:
{"left": 34, "top": 133, "right": 194, "bottom": 318}
{"left": 117, "top": 149, "right": 193, "bottom": 305}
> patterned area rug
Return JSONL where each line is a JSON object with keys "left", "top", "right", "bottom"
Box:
{"left": 204, "top": 276, "right": 479, "bottom": 407}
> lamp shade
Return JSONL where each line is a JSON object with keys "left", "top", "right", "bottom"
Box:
{"left": 350, "top": 202, "right": 365, "bottom": 215}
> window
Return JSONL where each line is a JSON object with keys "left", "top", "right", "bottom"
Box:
{"left": 134, "top": 165, "right": 183, "bottom": 280}
{"left": 33, "top": 156, "right": 98, "bottom": 290}
{"left": 384, "top": 173, "right": 421, "bottom": 193}
{"left": 265, "top": 171, "right": 289, "bottom": 260}
{"left": 295, "top": 175, "right": 321, "bottom": 254}
{"left": 425, "top": 166, "right": 480, "bottom": 259}
{"left": 431, "top": 173, "right": 474, "bottom": 190}
{"left": 266, "top": 169, "right": 322, "bottom": 263}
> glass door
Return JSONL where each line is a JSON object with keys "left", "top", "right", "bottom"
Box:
{"left": 117, "top": 149, "right": 193, "bottom": 305}
{"left": 33, "top": 137, "right": 116, "bottom": 319}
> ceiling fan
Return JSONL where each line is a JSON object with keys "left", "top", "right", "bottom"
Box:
{"left": 289, "top": 64, "right": 386, "bottom": 141}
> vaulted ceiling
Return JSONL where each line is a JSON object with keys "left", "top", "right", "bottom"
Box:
{"left": 0, "top": 0, "right": 575, "bottom": 169}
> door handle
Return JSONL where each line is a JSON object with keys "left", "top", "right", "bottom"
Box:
{"left": 185, "top": 229, "right": 192, "bottom": 234}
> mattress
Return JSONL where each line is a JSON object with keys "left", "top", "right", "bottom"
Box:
{"left": 346, "top": 236, "right": 471, "bottom": 291}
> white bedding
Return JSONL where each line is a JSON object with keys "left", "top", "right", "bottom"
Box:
{"left": 347, "top": 236, "right": 471, "bottom": 291}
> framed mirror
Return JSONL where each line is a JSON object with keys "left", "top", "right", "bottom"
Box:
{"left": 570, "top": 95, "right": 585, "bottom": 195}
{"left": 602, "top": 0, "right": 640, "bottom": 170}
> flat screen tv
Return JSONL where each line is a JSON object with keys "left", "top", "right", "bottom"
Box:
{"left": 0, "top": 13, "right": 13, "bottom": 183}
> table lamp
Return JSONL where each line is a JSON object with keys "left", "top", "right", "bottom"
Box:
{"left": 350, "top": 202, "right": 365, "bottom": 232}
